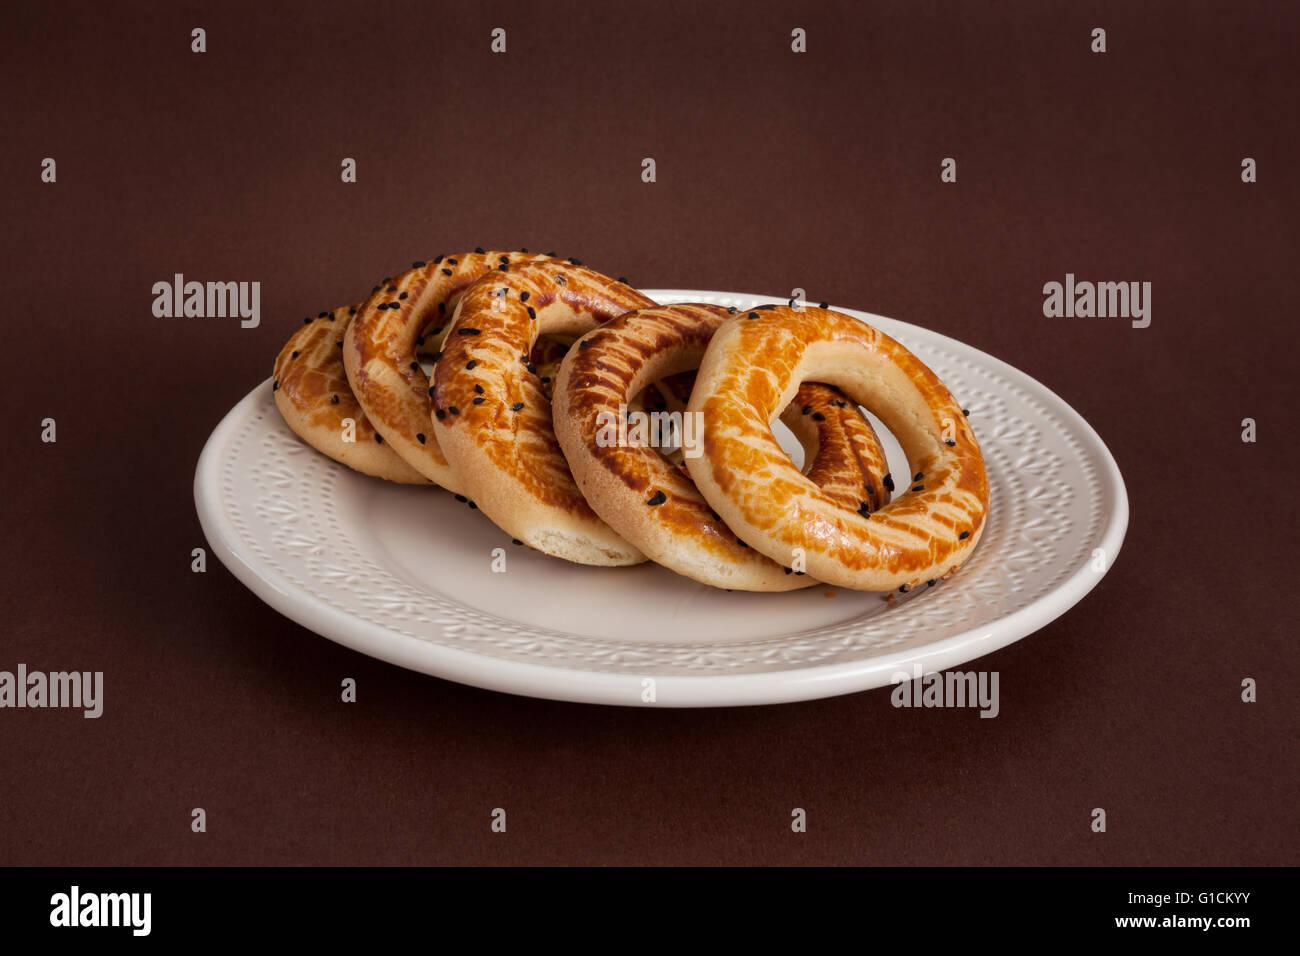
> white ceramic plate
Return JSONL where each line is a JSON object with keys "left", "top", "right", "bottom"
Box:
{"left": 195, "top": 289, "right": 1128, "bottom": 707}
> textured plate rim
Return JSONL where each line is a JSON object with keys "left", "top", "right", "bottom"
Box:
{"left": 195, "top": 290, "right": 1129, "bottom": 708}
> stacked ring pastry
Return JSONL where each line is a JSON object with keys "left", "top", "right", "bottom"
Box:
{"left": 429, "top": 259, "right": 659, "bottom": 565}
{"left": 270, "top": 251, "right": 989, "bottom": 593}
{"left": 344, "top": 250, "right": 564, "bottom": 492}
{"left": 275, "top": 250, "right": 574, "bottom": 487}
{"left": 553, "top": 303, "right": 893, "bottom": 590}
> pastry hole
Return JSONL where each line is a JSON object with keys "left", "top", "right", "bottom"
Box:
{"left": 772, "top": 419, "right": 807, "bottom": 472}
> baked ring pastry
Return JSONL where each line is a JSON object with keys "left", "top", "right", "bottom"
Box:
{"left": 343, "top": 251, "right": 563, "bottom": 493}
{"left": 273, "top": 303, "right": 429, "bottom": 484}
{"left": 429, "top": 261, "right": 658, "bottom": 565}
{"left": 273, "top": 284, "right": 569, "bottom": 484}
{"left": 685, "top": 306, "right": 989, "bottom": 591}
{"left": 553, "top": 303, "right": 892, "bottom": 590}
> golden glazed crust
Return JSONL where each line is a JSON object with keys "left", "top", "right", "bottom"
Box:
{"left": 273, "top": 303, "right": 430, "bottom": 484}
{"left": 430, "top": 261, "right": 658, "bottom": 566}
{"left": 684, "top": 306, "right": 990, "bottom": 592}
{"left": 553, "top": 304, "right": 892, "bottom": 590}
{"left": 343, "top": 251, "right": 559, "bottom": 493}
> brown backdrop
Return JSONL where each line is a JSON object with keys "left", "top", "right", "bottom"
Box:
{"left": 1, "top": 0, "right": 1296, "bottom": 865}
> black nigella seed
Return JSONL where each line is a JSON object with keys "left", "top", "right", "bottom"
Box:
{"left": 469, "top": 501, "right": 477, "bottom": 510}
{"left": 409, "top": 362, "right": 419, "bottom": 371}
{"left": 913, "top": 485, "right": 925, "bottom": 492}
{"left": 434, "top": 255, "right": 444, "bottom": 264}
{"left": 647, "top": 490, "right": 667, "bottom": 506}
{"left": 710, "top": 510, "right": 720, "bottom": 521}
{"left": 511, "top": 402, "right": 524, "bottom": 411}
{"left": 272, "top": 380, "right": 279, "bottom": 390}
{"left": 812, "top": 412, "right": 826, "bottom": 421}
{"left": 474, "top": 384, "right": 484, "bottom": 394}
{"left": 545, "top": 251, "right": 556, "bottom": 257}
{"left": 416, "top": 433, "right": 426, "bottom": 444}
{"left": 432, "top": 350, "right": 443, "bottom": 361}
{"left": 945, "top": 439, "right": 956, "bottom": 446}
{"left": 303, "top": 317, "right": 313, "bottom": 324}
{"left": 454, "top": 494, "right": 467, "bottom": 502}
{"left": 349, "top": 307, "right": 356, "bottom": 315}
{"left": 541, "top": 376, "right": 551, "bottom": 384}
{"left": 801, "top": 405, "right": 813, "bottom": 415}
{"left": 439, "top": 303, "right": 446, "bottom": 314}
{"left": 736, "top": 540, "right": 747, "bottom": 548}
{"left": 498, "top": 264, "right": 509, "bottom": 271}
{"left": 785, "top": 568, "right": 793, "bottom": 575}
{"left": 291, "top": 350, "right": 299, "bottom": 358}
{"left": 377, "top": 303, "right": 388, "bottom": 310}
{"left": 914, "top": 472, "right": 924, "bottom": 481}
{"left": 387, "top": 286, "right": 397, "bottom": 293}
{"left": 372, "top": 286, "right": 380, "bottom": 293}
{"left": 447, "top": 258, "right": 457, "bottom": 265}
{"left": 383, "top": 277, "right": 392, "bottom": 283}
{"left": 865, "top": 484, "right": 875, "bottom": 496}
{"left": 441, "top": 268, "right": 453, "bottom": 276}
{"left": 399, "top": 292, "right": 408, "bottom": 300}
{"left": 858, "top": 502, "right": 871, "bottom": 516}
{"left": 618, "top": 277, "right": 627, "bottom": 283}
{"left": 521, "top": 248, "right": 528, "bottom": 253}
{"left": 525, "top": 362, "right": 536, "bottom": 373}
{"left": 512, "top": 539, "right": 522, "bottom": 545}
{"left": 318, "top": 311, "right": 328, "bottom": 318}
{"left": 927, "top": 579, "right": 937, "bottom": 587}
{"left": 794, "top": 570, "right": 805, "bottom": 576}
{"left": 328, "top": 313, "right": 336, "bottom": 321}
{"left": 962, "top": 408, "right": 970, "bottom": 416}
{"left": 458, "top": 328, "right": 481, "bottom": 336}
{"left": 499, "top": 254, "right": 509, "bottom": 263}
{"left": 555, "top": 275, "right": 566, "bottom": 285}
{"left": 883, "top": 473, "right": 895, "bottom": 491}
{"left": 429, "top": 386, "right": 436, "bottom": 396}
{"left": 519, "top": 291, "right": 530, "bottom": 302}
{"left": 527, "top": 306, "right": 536, "bottom": 319}
{"left": 568, "top": 257, "right": 582, "bottom": 265}
{"left": 473, "top": 397, "right": 485, "bottom": 405}
{"left": 435, "top": 409, "right": 446, "bottom": 419}
{"left": 474, "top": 247, "right": 484, "bottom": 254}
{"left": 727, "top": 306, "right": 738, "bottom": 314}
{"left": 374, "top": 434, "right": 383, "bottom": 444}
{"left": 899, "top": 584, "right": 910, "bottom": 593}
{"left": 331, "top": 395, "right": 339, "bottom": 404}
{"left": 579, "top": 340, "right": 591, "bottom": 350}
{"left": 336, "top": 341, "right": 343, "bottom": 347}
{"left": 959, "top": 530, "right": 971, "bottom": 540}
{"left": 466, "top": 360, "right": 477, "bottom": 370}
{"left": 819, "top": 301, "right": 828, "bottom": 309}
{"left": 833, "top": 400, "right": 846, "bottom": 407}
{"left": 748, "top": 311, "right": 759, "bottom": 319}
{"left": 412, "top": 261, "right": 426, "bottom": 268}
{"left": 416, "top": 335, "right": 426, "bottom": 346}
{"left": 449, "top": 406, "right": 460, "bottom": 415}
